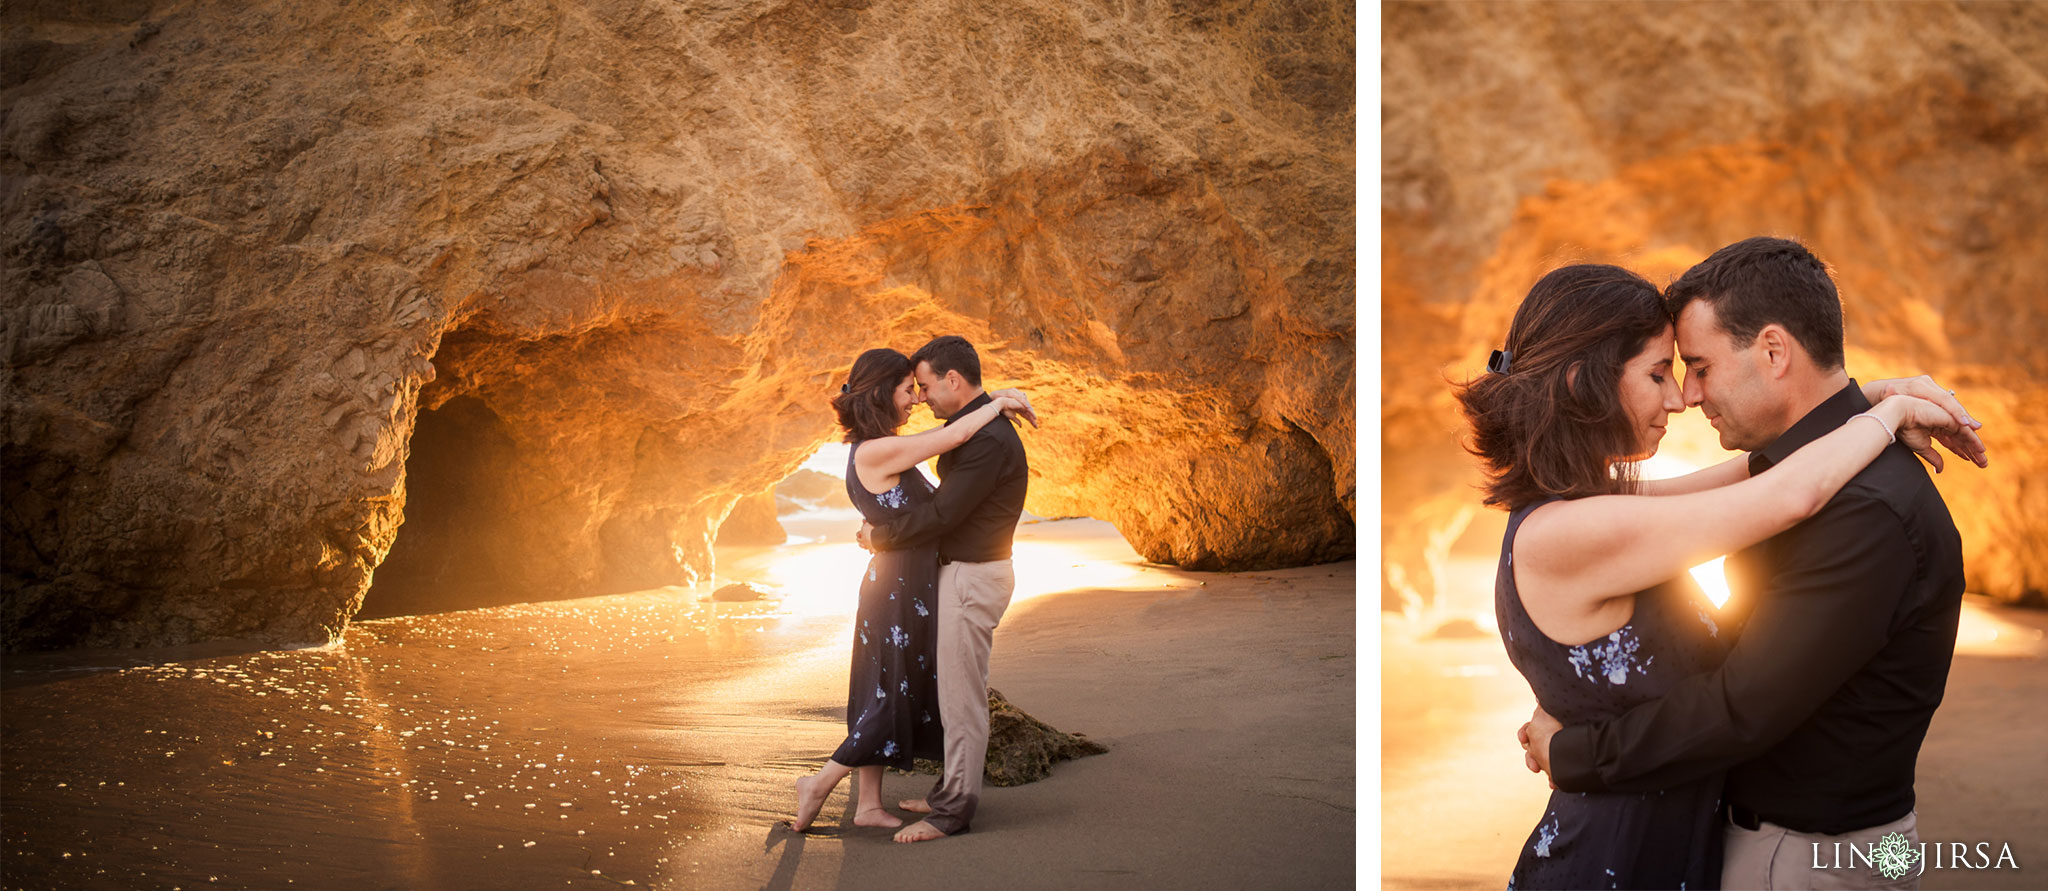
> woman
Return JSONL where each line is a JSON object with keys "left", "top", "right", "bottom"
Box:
{"left": 788, "top": 347, "right": 1033, "bottom": 832}
{"left": 1453, "top": 265, "right": 1978, "bottom": 888}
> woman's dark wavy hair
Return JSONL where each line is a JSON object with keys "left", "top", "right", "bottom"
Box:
{"left": 1453, "top": 264, "right": 1671, "bottom": 511}
{"left": 833, "top": 348, "right": 914, "bottom": 442}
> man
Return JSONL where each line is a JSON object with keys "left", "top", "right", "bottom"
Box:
{"left": 1522, "top": 237, "right": 1971, "bottom": 888}
{"left": 856, "top": 335, "right": 1029, "bottom": 844}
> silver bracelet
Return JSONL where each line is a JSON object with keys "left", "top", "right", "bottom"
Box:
{"left": 1848, "top": 412, "right": 1895, "bottom": 445}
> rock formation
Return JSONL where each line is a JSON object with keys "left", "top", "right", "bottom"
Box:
{"left": 714, "top": 491, "right": 786, "bottom": 547}
{"left": 774, "top": 469, "right": 851, "bottom": 512}
{"left": 906, "top": 687, "right": 1108, "bottom": 786}
{"left": 0, "top": 0, "right": 1354, "bottom": 648}
{"left": 709, "top": 582, "right": 771, "bottom": 603}
{"left": 1384, "top": 1, "right": 2048, "bottom": 611}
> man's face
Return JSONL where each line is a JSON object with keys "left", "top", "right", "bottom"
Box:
{"left": 913, "top": 362, "right": 966, "bottom": 418}
{"left": 1675, "top": 300, "right": 1780, "bottom": 451}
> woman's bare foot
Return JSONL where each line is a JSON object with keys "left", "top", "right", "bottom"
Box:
{"left": 789, "top": 774, "right": 830, "bottom": 832}
{"left": 893, "top": 820, "right": 946, "bottom": 843}
{"left": 853, "top": 806, "right": 903, "bottom": 828}
{"left": 897, "top": 798, "right": 932, "bottom": 814}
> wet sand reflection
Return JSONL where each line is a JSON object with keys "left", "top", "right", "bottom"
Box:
{"left": 2, "top": 583, "right": 851, "bottom": 889}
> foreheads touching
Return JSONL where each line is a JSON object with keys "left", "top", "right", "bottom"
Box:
{"left": 1663, "top": 236, "right": 1844, "bottom": 372}
{"left": 908, "top": 335, "right": 983, "bottom": 418}
{"left": 833, "top": 348, "right": 914, "bottom": 442}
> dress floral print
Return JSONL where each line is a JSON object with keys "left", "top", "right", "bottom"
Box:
{"left": 829, "top": 442, "right": 945, "bottom": 770}
{"left": 1566, "top": 629, "right": 1655, "bottom": 685}
{"left": 1496, "top": 498, "right": 1729, "bottom": 890}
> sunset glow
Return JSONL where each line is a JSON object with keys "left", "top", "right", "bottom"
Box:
{"left": 1636, "top": 454, "right": 1734, "bottom": 609}
{"left": 752, "top": 540, "right": 876, "bottom": 619}
{"left": 742, "top": 526, "right": 1156, "bottom": 621}
{"left": 1953, "top": 599, "right": 2048, "bottom": 658}
{"left": 1687, "top": 557, "right": 1732, "bottom": 610}
{"left": 748, "top": 445, "right": 1156, "bottom": 621}
{"left": 1008, "top": 537, "right": 1156, "bottom": 604}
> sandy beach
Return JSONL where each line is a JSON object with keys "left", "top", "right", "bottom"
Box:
{"left": 1383, "top": 554, "right": 2048, "bottom": 890}
{"left": 2, "top": 517, "right": 1354, "bottom": 890}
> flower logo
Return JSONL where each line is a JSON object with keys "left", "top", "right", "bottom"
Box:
{"left": 1872, "top": 831, "right": 1923, "bottom": 880}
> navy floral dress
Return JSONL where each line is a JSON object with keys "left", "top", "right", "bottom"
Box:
{"left": 1497, "top": 499, "right": 1729, "bottom": 890}
{"left": 831, "top": 442, "right": 945, "bottom": 769}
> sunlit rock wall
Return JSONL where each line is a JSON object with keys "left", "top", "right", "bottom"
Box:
{"left": 1384, "top": 1, "right": 2048, "bottom": 612}
{"left": 1, "top": 0, "right": 1354, "bottom": 648}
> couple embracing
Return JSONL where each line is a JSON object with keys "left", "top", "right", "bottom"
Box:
{"left": 1462, "top": 238, "right": 1991, "bottom": 889}
{"left": 788, "top": 335, "right": 1035, "bottom": 844}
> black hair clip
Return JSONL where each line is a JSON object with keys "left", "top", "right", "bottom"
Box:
{"left": 840, "top": 383, "right": 850, "bottom": 394}
{"left": 1486, "top": 349, "right": 1513, "bottom": 375}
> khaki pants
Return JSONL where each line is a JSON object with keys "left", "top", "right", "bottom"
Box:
{"left": 1723, "top": 809, "right": 1922, "bottom": 890}
{"left": 921, "top": 559, "right": 1014, "bottom": 836}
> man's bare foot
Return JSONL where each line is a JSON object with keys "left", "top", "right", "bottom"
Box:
{"left": 853, "top": 807, "right": 903, "bottom": 828}
{"left": 897, "top": 798, "right": 932, "bottom": 814}
{"left": 789, "top": 774, "right": 831, "bottom": 832}
{"left": 893, "top": 820, "right": 946, "bottom": 844}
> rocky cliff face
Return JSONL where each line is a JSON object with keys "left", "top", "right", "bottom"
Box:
{"left": 1, "top": 0, "right": 1354, "bottom": 648}
{"left": 1384, "top": 1, "right": 2048, "bottom": 611}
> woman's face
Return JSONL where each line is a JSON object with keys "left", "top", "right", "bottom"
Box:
{"left": 890, "top": 374, "right": 920, "bottom": 427}
{"left": 1618, "top": 325, "right": 1685, "bottom": 459}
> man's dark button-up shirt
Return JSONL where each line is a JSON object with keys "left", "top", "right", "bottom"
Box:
{"left": 1550, "top": 381, "right": 1967, "bottom": 834}
{"left": 870, "top": 391, "right": 1029, "bottom": 563}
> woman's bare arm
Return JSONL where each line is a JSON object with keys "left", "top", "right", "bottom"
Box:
{"left": 1515, "top": 394, "right": 1964, "bottom": 631}
{"left": 1639, "top": 376, "right": 1983, "bottom": 498}
{"left": 853, "top": 395, "right": 1027, "bottom": 488}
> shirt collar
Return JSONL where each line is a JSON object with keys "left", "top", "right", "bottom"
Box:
{"left": 944, "top": 391, "right": 992, "bottom": 425}
{"left": 1748, "top": 380, "right": 1870, "bottom": 475}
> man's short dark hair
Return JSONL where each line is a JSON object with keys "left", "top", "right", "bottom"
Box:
{"left": 910, "top": 335, "right": 981, "bottom": 387}
{"left": 1663, "top": 236, "right": 1845, "bottom": 370}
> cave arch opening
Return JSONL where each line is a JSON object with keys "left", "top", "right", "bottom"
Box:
{"left": 355, "top": 393, "right": 526, "bottom": 620}
{"left": 354, "top": 336, "right": 851, "bottom": 623}
{"left": 351, "top": 321, "right": 673, "bottom": 622}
